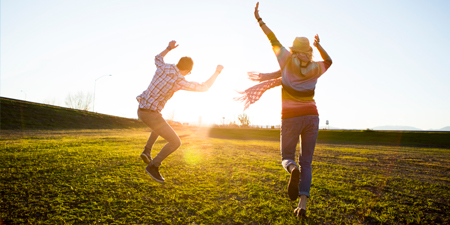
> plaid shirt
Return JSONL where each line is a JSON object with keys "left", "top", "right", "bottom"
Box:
{"left": 137, "top": 54, "right": 209, "bottom": 112}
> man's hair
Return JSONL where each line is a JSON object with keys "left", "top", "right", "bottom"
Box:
{"left": 176, "top": 57, "right": 194, "bottom": 72}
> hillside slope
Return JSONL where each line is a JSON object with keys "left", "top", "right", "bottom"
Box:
{"left": 208, "top": 128, "right": 450, "bottom": 148}
{"left": 1, "top": 97, "right": 146, "bottom": 130}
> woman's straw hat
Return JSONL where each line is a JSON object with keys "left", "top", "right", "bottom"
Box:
{"left": 290, "top": 37, "right": 312, "bottom": 53}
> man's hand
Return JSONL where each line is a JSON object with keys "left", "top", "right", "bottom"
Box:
{"left": 204, "top": 65, "right": 224, "bottom": 89}
{"left": 216, "top": 65, "right": 224, "bottom": 73}
{"left": 254, "top": 2, "right": 261, "bottom": 20}
{"left": 313, "top": 34, "right": 320, "bottom": 48}
{"left": 160, "top": 40, "right": 178, "bottom": 57}
{"left": 168, "top": 40, "right": 179, "bottom": 50}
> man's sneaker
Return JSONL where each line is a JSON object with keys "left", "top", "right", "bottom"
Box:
{"left": 140, "top": 152, "right": 152, "bottom": 164}
{"left": 145, "top": 165, "right": 165, "bottom": 183}
{"left": 288, "top": 167, "right": 300, "bottom": 200}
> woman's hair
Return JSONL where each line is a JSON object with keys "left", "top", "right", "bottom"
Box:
{"left": 291, "top": 48, "right": 313, "bottom": 62}
{"left": 176, "top": 57, "right": 194, "bottom": 71}
{"left": 285, "top": 51, "right": 313, "bottom": 76}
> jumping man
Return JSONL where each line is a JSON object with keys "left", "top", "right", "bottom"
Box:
{"left": 137, "top": 40, "right": 224, "bottom": 183}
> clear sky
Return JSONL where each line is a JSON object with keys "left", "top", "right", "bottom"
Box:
{"left": 2, "top": 0, "right": 450, "bottom": 130}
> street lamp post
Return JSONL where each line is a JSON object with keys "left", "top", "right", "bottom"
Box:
{"left": 93, "top": 74, "right": 112, "bottom": 112}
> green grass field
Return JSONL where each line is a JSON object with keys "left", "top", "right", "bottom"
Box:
{"left": 1, "top": 127, "right": 449, "bottom": 224}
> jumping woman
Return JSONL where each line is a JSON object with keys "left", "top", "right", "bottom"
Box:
{"left": 236, "top": 2, "right": 332, "bottom": 217}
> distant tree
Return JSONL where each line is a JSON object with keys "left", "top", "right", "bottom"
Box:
{"left": 65, "top": 91, "right": 93, "bottom": 111}
{"left": 228, "top": 121, "right": 239, "bottom": 128}
{"left": 238, "top": 113, "right": 250, "bottom": 127}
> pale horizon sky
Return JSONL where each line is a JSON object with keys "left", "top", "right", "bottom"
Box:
{"left": 2, "top": 0, "right": 450, "bottom": 130}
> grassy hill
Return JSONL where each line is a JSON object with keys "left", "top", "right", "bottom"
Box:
{"left": 208, "top": 127, "right": 450, "bottom": 148}
{"left": 1, "top": 97, "right": 146, "bottom": 130}
{"left": 2, "top": 97, "right": 449, "bottom": 148}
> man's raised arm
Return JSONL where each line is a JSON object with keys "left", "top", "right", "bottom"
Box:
{"left": 203, "top": 65, "right": 224, "bottom": 89}
{"left": 155, "top": 40, "right": 179, "bottom": 68}
{"left": 160, "top": 40, "right": 178, "bottom": 57}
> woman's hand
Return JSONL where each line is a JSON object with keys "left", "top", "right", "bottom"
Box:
{"left": 313, "top": 34, "right": 320, "bottom": 47}
{"left": 247, "top": 72, "right": 261, "bottom": 82}
{"left": 313, "top": 34, "right": 331, "bottom": 61}
{"left": 168, "top": 40, "right": 179, "bottom": 50}
{"left": 254, "top": 2, "right": 261, "bottom": 20}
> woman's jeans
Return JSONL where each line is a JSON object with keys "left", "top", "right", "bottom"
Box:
{"left": 281, "top": 115, "right": 319, "bottom": 197}
{"left": 138, "top": 109, "right": 181, "bottom": 167}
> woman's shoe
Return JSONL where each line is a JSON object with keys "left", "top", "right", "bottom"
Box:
{"left": 288, "top": 167, "right": 300, "bottom": 200}
{"left": 294, "top": 207, "right": 307, "bottom": 218}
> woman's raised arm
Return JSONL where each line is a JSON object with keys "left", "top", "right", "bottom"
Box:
{"left": 254, "top": 2, "right": 273, "bottom": 36}
{"left": 314, "top": 35, "right": 332, "bottom": 62}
